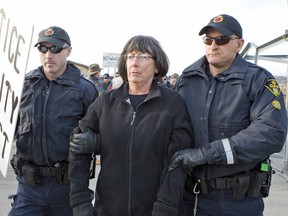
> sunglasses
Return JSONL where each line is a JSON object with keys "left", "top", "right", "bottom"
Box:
{"left": 203, "top": 36, "right": 239, "bottom": 46}
{"left": 37, "top": 45, "right": 68, "bottom": 54}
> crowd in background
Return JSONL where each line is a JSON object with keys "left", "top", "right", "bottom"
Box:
{"left": 83, "top": 63, "right": 180, "bottom": 93}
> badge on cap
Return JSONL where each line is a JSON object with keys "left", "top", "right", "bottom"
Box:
{"left": 265, "top": 79, "right": 281, "bottom": 97}
{"left": 45, "top": 28, "right": 54, "bottom": 36}
{"left": 213, "top": 15, "right": 224, "bottom": 23}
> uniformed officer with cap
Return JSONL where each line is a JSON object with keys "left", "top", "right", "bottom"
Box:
{"left": 169, "top": 14, "right": 287, "bottom": 216}
{"left": 8, "top": 26, "right": 98, "bottom": 216}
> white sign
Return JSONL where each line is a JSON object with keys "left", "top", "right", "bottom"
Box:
{"left": 0, "top": 7, "right": 34, "bottom": 177}
{"left": 102, "top": 52, "right": 120, "bottom": 68}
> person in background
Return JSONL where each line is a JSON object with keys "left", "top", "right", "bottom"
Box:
{"left": 8, "top": 26, "right": 98, "bottom": 216}
{"left": 169, "top": 14, "right": 288, "bottom": 216}
{"left": 86, "top": 63, "right": 104, "bottom": 165}
{"left": 101, "top": 73, "right": 112, "bottom": 91}
{"left": 158, "top": 75, "right": 172, "bottom": 89}
{"left": 86, "top": 63, "right": 104, "bottom": 94}
{"left": 169, "top": 73, "right": 179, "bottom": 90}
{"left": 111, "top": 71, "right": 124, "bottom": 89}
{"left": 68, "top": 35, "right": 193, "bottom": 216}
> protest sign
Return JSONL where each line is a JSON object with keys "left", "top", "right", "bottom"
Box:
{"left": 0, "top": 6, "right": 34, "bottom": 177}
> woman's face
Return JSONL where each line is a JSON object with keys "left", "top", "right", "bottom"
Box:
{"left": 126, "top": 51, "right": 157, "bottom": 87}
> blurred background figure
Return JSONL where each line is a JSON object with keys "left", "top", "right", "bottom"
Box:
{"left": 158, "top": 75, "right": 172, "bottom": 89}
{"left": 101, "top": 73, "right": 112, "bottom": 91}
{"left": 86, "top": 63, "right": 104, "bottom": 94}
{"left": 112, "top": 71, "right": 124, "bottom": 89}
{"left": 170, "top": 73, "right": 179, "bottom": 90}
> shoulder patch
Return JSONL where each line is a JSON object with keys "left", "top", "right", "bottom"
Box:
{"left": 265, "top": 79, "right": 281, "bottom": 97}
{"left": 272, "top": 100, "right": 281, "bottom": 110}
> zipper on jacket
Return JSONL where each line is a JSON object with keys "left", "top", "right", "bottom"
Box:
{"left": 127, "top": 99, "right": 146, "bottom": 215}
{"left": 41, "top": 81, "right": 51, "bottom": 165}
{"left": 131, "top": 112, "right": 136, "bottom": 125}
{"left": 128, "top": 111, "right": 135, "bottom": 215}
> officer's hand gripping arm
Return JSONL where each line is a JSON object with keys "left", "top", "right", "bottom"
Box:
{"left": 169, "top": 147, "right": 207, "bottom": 173}
{"left": 70, "top": 128, "right": 99, "bottom": 154}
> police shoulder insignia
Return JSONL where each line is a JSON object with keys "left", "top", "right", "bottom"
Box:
{"left": 272, "top": 100, "right": 281, "bottom": 110}
{"left": 265, "top": 79, "right": 281, "bottom": 97}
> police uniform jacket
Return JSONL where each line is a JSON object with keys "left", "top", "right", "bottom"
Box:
{"left": 69, "top": 80, "right": 193, "bottom": 216}
{"left": 16, "top": 62, "right": 98, "bottom": 166}
{"left": 177, "top": 54, "right": 287, "bottom": 179}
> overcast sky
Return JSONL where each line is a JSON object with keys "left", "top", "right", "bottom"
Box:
{"left": 3, "top": 0, "right": 288, "bottom": 76}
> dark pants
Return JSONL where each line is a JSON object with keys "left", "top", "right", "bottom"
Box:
{"left": 8, "top": 176, "right": 72, "bottom": 216}
{"left": 184, "top": 189, "right": 264, "bottom": 216}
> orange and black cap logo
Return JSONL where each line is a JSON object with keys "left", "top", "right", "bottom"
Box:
{"left": 44, "top": 28, "right": 54, "bottom": 36}
{"left": 213, "top": 15, "right": 224, "bottom": 23}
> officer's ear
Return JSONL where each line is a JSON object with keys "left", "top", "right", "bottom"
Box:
{"left": 236, "top": 38, "right": 244, "bottom": 52}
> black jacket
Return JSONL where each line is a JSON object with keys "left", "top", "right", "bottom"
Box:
{"left": 69, "top": 81, "right": 193, "bottom": 216}
{"left": 177, "top": 54, "right": 287, "bottom": 179}
{"left": 16, "top": 62, "right": 98, "bottom": 165}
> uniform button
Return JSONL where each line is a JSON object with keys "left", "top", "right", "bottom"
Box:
{"left": 209, "top": 90, "right": 212, "bottom": 94}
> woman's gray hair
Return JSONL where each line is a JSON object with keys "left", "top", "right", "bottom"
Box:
{"left": 118, "top": 35, "right": 169, "bottom": 82}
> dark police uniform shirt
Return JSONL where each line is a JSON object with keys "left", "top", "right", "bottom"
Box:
{"left": 176, "top": 54, "right": 287, "bottom": 179}
{"left": 15, "top": 62, "right": 98, "bottom": 166}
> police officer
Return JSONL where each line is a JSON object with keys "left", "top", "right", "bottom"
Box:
{"left": 8, "top": 26, "right": 98, "bottom": 216}
{"left": 169, "top": 14, "right": 287, "bottom": 216}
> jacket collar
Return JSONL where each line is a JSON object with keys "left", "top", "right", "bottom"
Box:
{"left": 26, "top": 61, "right": 81, "bottom": 86}
{"left": 112, "top": 79, "right": 161, "bottom": 101}
{"left": 182, "top": 53, "right": 248, "bottom": 79}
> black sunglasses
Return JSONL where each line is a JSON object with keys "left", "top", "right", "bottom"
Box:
{"left": 203, "top": 36, "right": 239, "bottom": 46}
{"left": 37, "top": 45, "right": 68, "bottom": 54}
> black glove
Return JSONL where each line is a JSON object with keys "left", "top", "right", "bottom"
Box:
{"left": 70, "top": 128, "right": 98, "bottom": 154}
{"left": 169, "top": 147, "right": 207, "bottom": 173}
{"left": 73, "top": 202, "right": 97, "bottom": 216}
{"left": 152, "top": 201, "right": 177, "bottom": 216}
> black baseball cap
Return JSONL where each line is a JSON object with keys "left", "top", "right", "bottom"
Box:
{"left": 103, "top": 73, "right": 110, "bottom": 79}
{"left": 199, "top": 14, "right": 242, "bottom": 38}
{"left": 34, "top": 26, "right": 71, "bottom": 47}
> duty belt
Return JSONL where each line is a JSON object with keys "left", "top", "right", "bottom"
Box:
{"left": 10, "top": 154, "right": 69, "bottom": 185}
{"left": 208, "top": 176, "right": 236, "bottom": 190}
{"left": 188, "top": 171, "right": 271, "bottom": 200}
{"left": 38, "top": 162, "right": 65, "bottom": 177}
